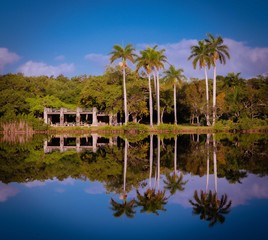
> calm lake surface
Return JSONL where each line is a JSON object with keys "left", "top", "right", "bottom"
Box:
{"left": 0, "top": 133, "right": 267, "bottom": 240}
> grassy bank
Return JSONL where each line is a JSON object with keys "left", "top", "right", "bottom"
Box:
{"left": 1, "top": 119, "right": 267, "bottom": 135}
{"left": 38, "top": 122, "right": 267, "bottom": 135}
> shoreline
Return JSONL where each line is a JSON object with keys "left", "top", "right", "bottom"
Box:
{"left": 1, "top": 124, "right": 267, "bottom": 135}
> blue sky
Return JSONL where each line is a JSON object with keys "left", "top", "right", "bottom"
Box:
{"left": 0, "top": 0, "right": 268, "bottom": 78}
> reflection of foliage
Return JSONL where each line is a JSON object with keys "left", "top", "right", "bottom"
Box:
{"left": 189, "top": 190, "right": 232, "bottom": 227}
{"left": 164, "top": 173, "right": 188, "bottom": 195}
{"left": 136, "top": 189, "right": 168, "bottom": 215}
{"left": 0, "top": 133, "right": 267, "bottom": 194}
{"left": 224, "top": 169, "right": 247, "bottom": 184}
{"left": 110, "top": 197, "right": 136, "bottom": 218}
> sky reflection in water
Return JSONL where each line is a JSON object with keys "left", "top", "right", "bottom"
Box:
{"left": 0, "top": 134, "right": 267, "bottom": 240}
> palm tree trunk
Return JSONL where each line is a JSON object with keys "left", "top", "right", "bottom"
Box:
{"left": 148, "top": 74, "right": 153, "bottom": 127}
{"left": 213, "top": 134, "right": 217, "bottom": 193}
{"left": 156, "top": 71, "right": 161, "bottom": 125}
{"left": 123, "top": 139, "right": 128, "bottom": 194}
{"left": 149, "top": 134, "right": 153, "bottom": 188}
{"left": 206, "top": 134, "right": 210, "bottom": 193}
{"left": 174, "top": 84, "right": 177, "bottom": 125}
{"left": 157, "top": 135, "right": 161, "bottom": 190}
{"left": 212, "top": 65, "right": 217, "bottom": 126}
{"left": 174, "top": 136, "right": 177, "bottom": 176}
{"left": 123, "top": 67, "right": 128, "bottom": 125}
{"left": 204, "top": 67, "right": 211, "bottom": 126}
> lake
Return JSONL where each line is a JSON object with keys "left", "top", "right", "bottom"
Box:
{"left": 0, "top": 133, "right": 267, "bottom": 240}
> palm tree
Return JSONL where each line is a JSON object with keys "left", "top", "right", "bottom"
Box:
{"left": 221, "top": 72, "right": 243, "bottom": 89}
{"left": 151, "top": 47, "right": 167, "bottom": 125}
{"left": 136, "top": 135, "right": 168, "bottom": 215}
{"left": 110, "top": 198, "right": 136, "bottom": 218}
{"left": 205, "top": 33, "right": 230, "bottom": 126}
{"left": 164, "top": 173, "right": 187, "bottom": 195}
{"left": 136, "top": 189, "right": 168, "bottom": 215}
{"left": 189, "top": 190, "right": 232, "bottom": 227}
{"left": 164, "top": 136, "right": 188, "bottom": 195}
{"left": 188, "top": 40, "right": 212, "bottom": 126}
{"left": 136, "top": 47, "right": 156, "bottom": 127}
{"left": 110, "top": 138, "right": 137, "bottom": 218}
{"left": 163, "top": 65, "right": 186, "bottom": 124}
{"left": 110, "top": 44, "right": 136, "bottom": 125}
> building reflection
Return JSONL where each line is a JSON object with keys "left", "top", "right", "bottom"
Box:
{"left": 44, "top": 134, "right": 117, "bottom": 153}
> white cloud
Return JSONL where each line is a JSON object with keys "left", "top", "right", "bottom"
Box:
{"left": 23, "top": 180, "right": 47, "bottom": 188}
{"left": 84, "top": 181, "right": 105, "bottom": 195}
{"left": 54, "top": 55, "right": 66, "bottom": 61}
{"left": 18, "top": 61, "right": 75, "bottom": 77}
{"left": 137, "top": 38, "right": 268, "bottom": 79}
{"left": 0, "top": 183, "right": 19, "bottom": 202}
{"left": 85, "top": 53, "right": 109, "bottom": 66}
{"left": 0, "top": 48, "right": 20, "bottom": 70}
{"left": 84, "top": 53, "right": 110, "bottom": 75}
{"left": 166, "top": 173, "right": 268, "bottom": 208}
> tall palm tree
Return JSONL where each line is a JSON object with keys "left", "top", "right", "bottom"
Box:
{"left": 164, "top": 136, "right": 188, "bottom": 195}
{"left": 188, "top": 40, "right": 212, "bottom": 126}
{"left": 136, "top": 135, "right": 168, "bottom": 215}
{"left": 189, "top": 190, "right": 232, "bottom": 227}
{"left": 136, "top": 188, "right": 168, "bottom": 215}
{"left": 110, "top": 198, "right": 136, "bottom": 218}
{"left": 163, "top": 65, "right": 186, "bottom": 124}
{"left": 152, "top": 47, "right": 167, "bottom": 125}
{"left": 110, "top": 138, "right": 136, "bottom": 218}
{"left": 110, "top": 44, "right": 136, "bottom": 125}
{"left": 205, "top": 33, "right": 230, "bottom": 126}
{"left": 136, "top": 47, "right": 155, "bottom": 127}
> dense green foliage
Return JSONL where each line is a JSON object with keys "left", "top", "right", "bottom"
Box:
{"left": 0, "top": 134, "right": 267, "bottom": 190}
{"left": 0, "top": 69, "right": 267, "bottom": 128}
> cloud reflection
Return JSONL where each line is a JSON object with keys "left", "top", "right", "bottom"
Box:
{"left": 168, "top": 173, "right": 268, "bottom": 208}
{"left": 0, "top": 183, "right": 19, "bottom": 202}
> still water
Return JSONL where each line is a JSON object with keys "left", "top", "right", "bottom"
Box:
{"left": 0, "top": 133, "right": 267, "bottom": 240}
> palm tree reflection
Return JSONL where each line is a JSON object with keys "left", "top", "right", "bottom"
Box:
{"left": 164, "top": 135, "right": 188, "bottom": 195}
{"left": 189, "top": 134, "right": 232, "bottom": 227}
{"left": 110, "top": 138, "right": 137, "bottom": 218}
{"left": 136, "top": 135, "right": 168, "bottom": 215}
{"left": 189, "top": 190, "right": 232, "bottom": 227}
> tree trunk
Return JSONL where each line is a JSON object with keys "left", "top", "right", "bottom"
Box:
{"left": 174, "top": 84, "right": 177, "bottom": 125}
{"left": 149, "top": 134, "right": 153, "bottom": 188}
{"left": 206, "top": 134, "right": 210, "bottom": 193}
{"left": 123, "top": 139, "right": 128, "bottom": 194}
{"left": 161, "top": 106, "right": 165, "bottom": 123}
{"left": 212, "top": 65, "right": 217, "bottom": 126}
{"left": 204, "top": 67, "right": 211, "bottom": 126}
{"left": 148, "top": 74, "right": 153, "bottom": 127}
{"left": 174, "top": 136, "right": 177, "bottom": 176}
{"left": 213, "top": 134, "right": 217, "bottom": 193}
{"left": 157, "top": 135, "right": 161, "bottom": 190}
{"left": 156, "top": 71, "right": 161, "bottom": 125}
{"left": 123, "top": 67, "right": 128, "bottom": 125}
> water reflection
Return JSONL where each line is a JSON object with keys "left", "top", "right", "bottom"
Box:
{"left": 189, "top": 133, "right": 232, "bottom": 227}
{"left": 136, "top": 136, "right": 168, "bottom": 215}
{"left": 0, "top": 133, "right": 267, "bottom": 239}
{"left": 164, "top": 135, "right": 188, "bottom": 195}
{"left": 44, "top": 134, "right": 116, "bottom": 153}
{"left": 110, "top": 138, "right": 137, "bottom": 218}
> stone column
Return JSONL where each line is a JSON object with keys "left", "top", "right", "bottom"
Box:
{"left": 44, "top": 108, "right": 48, "bottom": 124}
{"left": 60, "top": 136, "right": 64, "bottom": 152}
{"left": 44, "top": 140, "right": 48, "bottom": 153}
{"left": 92, "top": 107, "right": 98, "bottom": 126}
{"left": 92, "top": 133, "right": 98, "bottom": 152}
{"left": 109, "top": 114, "right": 112, "bottom": 126}
{"left": 76, "top": 137, "right": 81, "bottom": 152}
{"left": 60, "top": 108, "right": 64, "bottom": 126}
{"left": 76, "top": 108, "right": 81, "bottom": 126}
